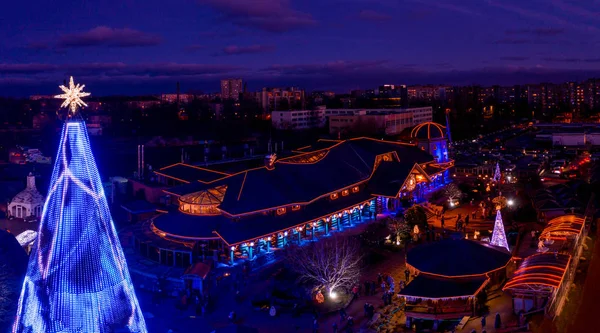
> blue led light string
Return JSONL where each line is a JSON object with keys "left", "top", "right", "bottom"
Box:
{"left": 12, "top": 120, "right": 147, "bottom": 333}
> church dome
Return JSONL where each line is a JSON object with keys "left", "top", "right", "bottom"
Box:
{"left": 411, "top": 122, "right": 446, "bottom": 140}
{"left": 11, "top": 173, "right": 44, "bottom": 205}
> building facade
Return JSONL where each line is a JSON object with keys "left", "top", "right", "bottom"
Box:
{"left": 271, "top": 108, "right": 326, "bottom": 130}
{"left": 221, "top": 78, "right": 243, "bottom": 101}
{"left": 259, "top": 87, "right": 305, "bottom": 112}
{"left": 328, "top": 107, "right": 433, "bottom": 136}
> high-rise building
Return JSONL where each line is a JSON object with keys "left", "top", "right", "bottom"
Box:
{"left": 12, "top": 119, "right": 147, "bottom": 332}
{"left": 221, "top": 78, "right": 243, "bottom": 101}
{"left": 259, "top": 87, "right": 305, "bottom": 111}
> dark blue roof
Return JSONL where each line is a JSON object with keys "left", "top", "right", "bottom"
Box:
{"left": 121, "top": 200, "right": 156, "bottom": 214}
{"left": 215, "top": 192, "right": 375, "bottom": 245}
{"left": 153, "top": 211, "right": 225, "bottom": 239}
{"left": 407, "top": 239, "right": 511, "bottom": 277}
{"left": 368, "top": 161, "right": 414, "bottom": 197}
{"left": 171, "top": 138, "right": 434, "bottom": 215}
{"left": 156, "top": 163, "right": 229, "bottom": 183}
{"left": 399, "top": 275, "right": 487, "bottom": 299}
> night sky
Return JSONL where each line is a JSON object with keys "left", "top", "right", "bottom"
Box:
{"left": 2, "top": 0, "right": 600, "bottom": 96}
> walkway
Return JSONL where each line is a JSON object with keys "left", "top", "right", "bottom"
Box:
{"left": 566, "top": 230, "right": 600, "bottom": 333}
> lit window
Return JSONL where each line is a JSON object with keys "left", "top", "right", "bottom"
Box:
{"left": 292, "top": 205, "right": 300, "bottom": 211}
{"left": 276, "top": 207, "right": 286, "bottom": 215}
{"left": 342, "top": 190, "right": 349, "bottom": 196}
{"left": 352, "top": 186, "right": 359, "bottom": 193}
{"left": 330, "top": 193, "right": 339, "bottom": 200}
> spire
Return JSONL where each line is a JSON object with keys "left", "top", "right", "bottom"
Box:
{"left": 26, "top": 172, "right": 36, "bottom": 190}
{"left": 12, "top": 121, "right": 147, "bottom": 332}
{"left": 492, "top": 162, "right": 501, "bottom": 182}
{"left": 491, "top": 209, "right": 510, "bottom": 252}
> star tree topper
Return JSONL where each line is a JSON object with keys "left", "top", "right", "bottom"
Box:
{"left": 54, "top": 76, "right": 90, "bottom": 115}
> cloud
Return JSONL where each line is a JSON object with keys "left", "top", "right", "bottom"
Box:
{"left": 505, "top": 28, "right": 565, "bottom": 36}
{"left": 215, "top": 44, "right": 275, "bottom": 56}
{"left": 184, "top": 44, "right": 206, "bottom": 52}
{"left": 0, "top": 63, "right": 58, "bottom": 74}
{"left": 407, "top": 0, "right": 482, "bottom": 16}
{"left": 197, "top": 0, "right": 316, "bottom": 32}
{"left": 261, "top": 60, "right": 391, "bottom": 77}
{"left": 544, "top": 57, "right": 600, "bottom": 63}
{"left": 485, "top": 0, "right": 600, "bottom": 33}
{"left": 0, "top": 62, "right": 244, "bottom": 79}
{"left": 493, "top": 38, "right": 532, "bottom": 45}
{"left": 549, "top": 0, "right": 600, "bottom": 20}
{"left": 25, "top": 42, "right": 50, "bottom": 50}
{"left": 358, "top": 10, "right": 392, "bottom": 21}
{"left": 500, "top": 56, "right": 529, "bottom": 61}
{"left": 57, "top": 26, "right": 161, "bottom": 48}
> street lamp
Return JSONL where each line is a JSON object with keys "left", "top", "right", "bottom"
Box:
{"left": 507, "top": 199, "right": 514, "bottom": 206}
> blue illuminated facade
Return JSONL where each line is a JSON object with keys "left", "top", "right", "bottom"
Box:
{"left": 13, "top": 120, "right": 147, "bottom": 333}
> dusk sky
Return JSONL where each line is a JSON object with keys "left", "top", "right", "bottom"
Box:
{"left": 2, "top": 0, "right": 600, "bottom": 96}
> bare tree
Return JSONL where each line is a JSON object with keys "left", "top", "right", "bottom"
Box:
{"left": 286, "top": 236, "right": 362, "bottom": 297}
{"left": 444, "top": 183, "right": 463, "bottom": 202}
{"left": 387, "top": 216, "right": 411, "bottom": 244}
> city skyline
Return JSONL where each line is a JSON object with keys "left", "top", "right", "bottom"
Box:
{"left": 2, "top": 0, "right": 600, "bottom": 96}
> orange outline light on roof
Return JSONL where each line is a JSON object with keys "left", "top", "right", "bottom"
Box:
{"left": 406, "top": 262, "right": 510, "bottom": 280}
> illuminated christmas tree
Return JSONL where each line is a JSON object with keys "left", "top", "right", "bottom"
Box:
{"left": 492, "top": 162, "right": 501, "bottom": 182}
{"left": 12, "top": 78, "right": 147, "bottom": 333}
{"left": 491, "top": 209, "right": 510, "bottom": 252}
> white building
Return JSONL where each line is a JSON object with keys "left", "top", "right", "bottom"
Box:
{"left": 271, "top": 108, "right": 326, "bottom": 130}
{"left": 8, "top": 173, "right": 45, "bottom": 219}
{"left": 271, "top": 106, "right": 432, "bottom": 132}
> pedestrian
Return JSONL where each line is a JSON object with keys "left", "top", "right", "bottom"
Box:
{"left": 332, "top": 322, "right": 338, "bottom": 333}
{"left": 404, "top": 268, "right": 410, "bottom": 282}
{"left": 377, "top": 273, "right": 382, "bottom": 285}
{"left": 465, "top": 214, "right": 469, "bottom": 227}
{"left": 371, "top": 281, "right": 376, "bottom": 295}
{"left": 382, "top": 292, "right": 388, "bottom": 306}
{"left": 339, "top": 308, "right": 347, "bottom": 321}
{"left": 363, "top": 303, "right": 369, "bottom": 317}
{"left": 380, "top": 281, "right": 386, "bottom": 292}
{"left": 352, "top": 285, "right": 359, "bottom": 299}
{"left": 313, "top": 319, "right": 319, "bottom": 333}
{"left": 495, "top": 312, "right": 502, "bottom": 329}
{"left": 228, "top": 311, "right": 236, "bottom": 323}
{"left": 472, "top": 210, "right": 476, "bottom": 220}
{"left": 481, "top": 315, "right": 486, "bottom": 329}
{"left": 387, "top": 292, "right": 393, "bottom": 305}
{"left": 441, "top": 216, "right": 445, "bottom": 229}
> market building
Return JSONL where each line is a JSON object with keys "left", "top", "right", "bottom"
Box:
{"left": 128, "top": 136, "right": 453, "bottom": 269}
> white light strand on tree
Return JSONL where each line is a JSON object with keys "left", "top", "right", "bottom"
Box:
{"left": 491, "top": 209, "right": 510, "bottom": 251}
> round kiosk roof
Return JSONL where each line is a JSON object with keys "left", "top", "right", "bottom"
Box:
{"left": 407, "top": 239, "right": 511, "bottom": 277}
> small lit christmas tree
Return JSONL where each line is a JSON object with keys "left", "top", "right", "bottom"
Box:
{"left": 492, "top": 162, "right": 501, "bottom": 182}
{"left": 491, "top": 208, "right": 510, "bottom": 251}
